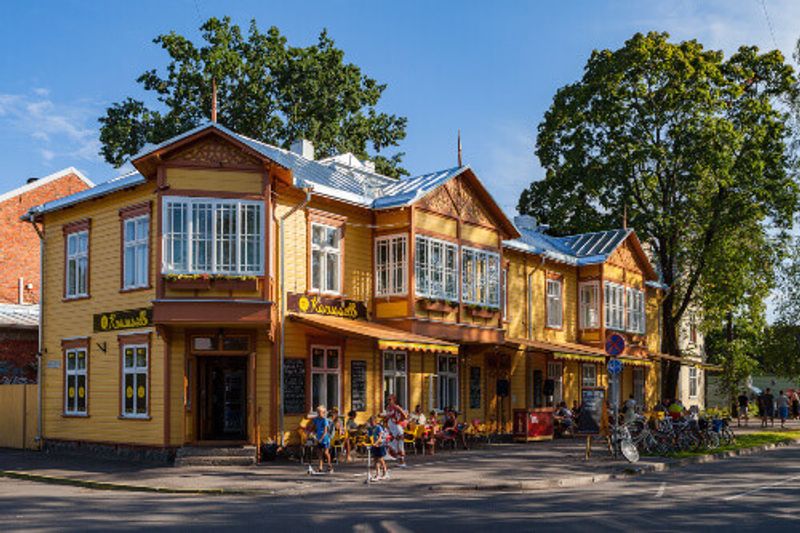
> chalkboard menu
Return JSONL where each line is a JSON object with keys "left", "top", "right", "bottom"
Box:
{"left": 351, "top": 360, "right": 367, "bottom": 412}
{"left": 576, "top": 388, "right": 606, "bottom": 435}
{"left": 469, "top": 366, "right": 481, "bottom": 409}
{"left": 283, "top": 359, "right": 306, "bottom": 414}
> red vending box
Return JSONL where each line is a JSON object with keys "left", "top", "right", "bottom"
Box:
{"left": 513, "top": 408, "right": 554, "bottom": 442}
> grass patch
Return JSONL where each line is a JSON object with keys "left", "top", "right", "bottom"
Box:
{"left": 667, "top": 430, "right": 800, "bottom": 459}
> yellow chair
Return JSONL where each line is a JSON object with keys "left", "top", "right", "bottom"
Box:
{"left": 331, "top": 430, "right": 347, "bottom": 463}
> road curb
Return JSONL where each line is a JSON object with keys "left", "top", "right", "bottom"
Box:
{"left": 426, "top": 438, "right": 800, "bottom": 493}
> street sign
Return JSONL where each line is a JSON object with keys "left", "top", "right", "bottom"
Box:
{"left": 607, "top": 358, "right": 623, "bottom": 375}
{"left": 605, "top": 333, "right": 625, "bottom": 356}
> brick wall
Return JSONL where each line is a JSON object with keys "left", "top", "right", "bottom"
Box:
{"left": 0, "top": 173, "right": 90, "bottom": 304}
{"left": 0, "top": 328, "right": 38, "bottom": 382}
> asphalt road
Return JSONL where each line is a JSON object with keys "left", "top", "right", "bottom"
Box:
{"left": 2, "top": 445, "right": 800, "bottom": 532}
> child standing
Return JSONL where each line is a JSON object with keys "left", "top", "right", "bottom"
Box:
{"left": 367, "top": 416, "right": 388, "bottom": 481}
{"left": 310, "top": 405, "right": 333, "bottom": 474}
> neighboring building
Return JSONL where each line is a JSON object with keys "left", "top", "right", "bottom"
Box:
{"left": 0, "top": 168, "right": 93, "bottom": 382}
{"left": 676, "top": 309, "right": 706, "bottom": 409}
{"left": 26, "top": 123, "right": 669, "bottom": 462}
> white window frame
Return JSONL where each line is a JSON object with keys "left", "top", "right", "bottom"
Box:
{"left": 546, "top": 361, "right": 563, "bottom": 404}
{"left": 162, "top": 197, "right": 264, "bottom": 275}
{"left": 310, "top": 345, "right": 341, "bottom": 411}
{"left": 461, "top": 246, "right": 501, "bottom": 307}
{"left": 310, "top": 222, "right": 342, "bottom": 294}
{"left": 121, "top": 343, "right": 149, "bottom": 418}
{"left": 64, "top": 348, "right": 88, "bottom": 415}
{"left": 65, "top": 230, "right": 89, "bottom": 298}
{"left": 123, "top": 215, "right": 149, "bottom": 289}
{"left": 546, "top": 278, "right": 563, "bottom": 328}
{"left": 581, "top": 363, "right": 597, "bottom": 388}
{"left": 604, "top": 282, "right": 625, "bottom": 331}
{"left": 626, "top": 287, "right": 645, "bottom": 334}
{"left": 579, "top": 281, "right": 599, "bottom": 329}
{"left": 375, "top": 234, "right": 408, "bottom": 296}
{"left": 688, "top": 366, "right": 698, "bottom": 399}
{"left": 433, "top": 354, "right": 459, "bottom": 411}
{"left": 415, "top": 235, "right": 458, "bottom": 301}
{"left": 382, "top": 350, "right": 408, "bottom": 408}
{"left": 633, "top": 366, "right": 645, "bottom": 406}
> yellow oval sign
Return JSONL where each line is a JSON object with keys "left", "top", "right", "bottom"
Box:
{"left": 68, "top": 386, "right": 75, "bottom": 398}
{"left": 126, "top": 386, "right": 133, "bottom": 399}
{"left": 78, "top": 386, "right": 85, "bottom": 398}
{"left": 137, "top": 386, "right": 145, "bottom": 399}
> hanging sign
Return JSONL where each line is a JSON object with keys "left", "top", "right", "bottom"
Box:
{"left": 93, "top": 307, "right": 153, "bottom": 333}
{"left": 287, "top": 293, "right": 367, "bottom": 320}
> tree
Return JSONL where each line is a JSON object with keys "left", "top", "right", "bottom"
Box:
{"left": 517, "top": 32, "right": 799, "bottom": 397}
{"left": 99, "top": 17, "right": 408, "bottom": 177}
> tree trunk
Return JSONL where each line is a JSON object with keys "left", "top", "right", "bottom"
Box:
{"left": 660, "top": 298, "right": 681, "bottom": 400}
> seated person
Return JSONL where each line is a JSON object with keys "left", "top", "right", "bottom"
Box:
{"left": 410, "top": 404, "right": 427, "bottom": 426}
{"left": 344, "top": 410, "right": 359, "bottom": 462}
{"left": 554, "top": 401, "right": 574, "bottom": 436}
{"left": 425, "top": 411, "right": 440, "bottom": 454}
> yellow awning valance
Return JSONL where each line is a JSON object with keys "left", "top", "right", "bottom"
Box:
{"left": 378, "top": 340, "right": 458, "bottom": 354}
{"left": 619, "top": 356, "right": 655, "bottom": 367}
{"left": 553, "top": 352, "right": 606, "bottom": 363}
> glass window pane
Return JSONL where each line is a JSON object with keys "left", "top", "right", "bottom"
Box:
{"left": 136, "top": 348, "right": 147, "bottom": 368}
{"left": 125, "top": 373, "right": 134, "bottom": 413}
{"left": 384, "top": 352, "right": 394, "bottom": 371}
{"left": 222, "top": 336, "right": 249, "bottom": 351}
{"left": 327, "top": 373, "right": 339, "bottom": 409}
{"left": 396, "top": 376, "right": 407, "bottom": 407}
{"left": 77, "top": 374, "right": 86, "bottom": 412}
{"left": 124, "top": 348, "right": 134, "bottom": 369}
{"left": 312, "top": 373, "right": 324, "bottom": 408}
{"left": 312, "top": 349, "right": 324, "bottom": 368}
{"left": 77, "top": 351, "right": 86, "bottom": 370}
{"left": 136, "top": 373, "right": 147, "bottom": 414}
{"left": 396, "top": 353, "right": 406, "bottom": 372}
{"left": 326, "top": 253, "right": 339, "bottom": 292}
{"left": 326, "top": 349, "right": 339, "bottom": 369}
{"left": 311, "top": 250, "right": 322, "bottom": 289}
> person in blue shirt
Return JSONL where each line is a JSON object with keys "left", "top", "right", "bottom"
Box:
{"left": 310, "top": 405, "right": 333, "bottom": 473}
{"left": 367, "top": 416, "right": 388, "bottom": 481}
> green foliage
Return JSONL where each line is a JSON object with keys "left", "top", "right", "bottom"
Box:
{"left": 518, "top": 32, "right": 799, "bottom": 388}
{"left": 99, "top": 17, "right": 407, "bottom": 176}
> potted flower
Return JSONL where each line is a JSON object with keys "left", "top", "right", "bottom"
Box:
{"left": 164, "top": 274, "right": 211, "bottom": 290}
{"left": 467, "top": 304, "right": 499, "bottom": 319}
{"left": 213, "top": 275, "right": 259, "bottom": 292}
{"left": 419, "top": 297, "right": 456, "bottom": 313}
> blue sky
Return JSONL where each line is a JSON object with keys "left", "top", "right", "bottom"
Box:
{"left": 0, "top": 0, "right": 798, "bottom": 217}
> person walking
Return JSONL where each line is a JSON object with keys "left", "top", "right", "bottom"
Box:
{"left": 309, "top": 405, "right": 333, "bottom": 474}
{"left": 791, "top": 391, "right": 800, "bottom": 420}
{"left": 367, "top": 416, "right": 388, "bottom": 481}
{"left": 777, "top": 391, "right": 790, "bottom": 429}
{"left": 737, "top": 391, "right": 749, "bottom": 428}
{"left": 384, "top": 394, "right": 408, "bottom": 467}
{"left": 763, "top": 388, "right": 775, "bottom": 428}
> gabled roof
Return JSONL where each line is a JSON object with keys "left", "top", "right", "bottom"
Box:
{"left": 0, "top": 167, "right": 93, "bottom": 205}
{"left": 0, "top": 304, "right": 38, "bottom": 329}
{"left": 373, "top": 166, "right": 465, "bottom": 209}
{"left": 504, "top": 218, "right": 660, "bottom": 282}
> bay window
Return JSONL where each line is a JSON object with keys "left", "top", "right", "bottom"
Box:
{"left": 461, "top": 247, "right": 500, "bottom": 307}
{"left": 415, "top": 236, "right": 458, "bottom": 301}
{"left": 375, "top": 235, "right": 407, "bottom": 296}
{"left": 626, "top": 287, "right": 645, "bottom": 334}
{"left": 311, "top": 223, "right": 341, "bottom": 294}
{"left": 579, "top": 282, "right": 599, "bottom": 329}
{"left": 546, "top": 278, "right": 563, "bottom": 328}
{"left": 311, "top": 346, "right": 340, "bottom": 410}
{"left": 162, "top": 197, "right": 263, "bottom": 275}
{"left": 604, "top": 282, "right": 625, "bottom": 330}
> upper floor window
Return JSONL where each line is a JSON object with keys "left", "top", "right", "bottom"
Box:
{"left": 65, "top": 229, "right": 89, "bottom": 298}
{"left": 604, "top": 282, "right": 625, "bottom": 330}
{"left": 415, "top": 236, "right": 458, "bottom": 301}
{"left": 626, "top": 287, "right": 645, "bottom": 334}
{"left": 123, "top": 215, "right": 149, "bottom": 289}
{"left": 689, "top": 313, "right": 698, "bottom": 344}
{"left": 375, "top": 234, "right": 407, "bottom": 296}
{"left": 163, "top": 197, "right": 263, "bottom": 275}
{"left": 579, "top": 281, "right": 599, "bottom": 329}
{"left": 462, "top": 246, "right": 500, "bottom": 307}
{"left": 311, "top": 223, "right": 341, "bottom": 294}
{"left": 546, "top": 278, "right": 563, "bottom": 328}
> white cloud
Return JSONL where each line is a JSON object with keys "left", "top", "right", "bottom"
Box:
{"left": 0, "top": 89, "right": 102, "bottom": 166}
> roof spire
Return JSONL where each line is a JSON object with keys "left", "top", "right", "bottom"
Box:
{"left": 211, "top": 77, "right": 218, "bottom": 123}
{"left": 457, "top": 129, "right": 462, "bottom": 167}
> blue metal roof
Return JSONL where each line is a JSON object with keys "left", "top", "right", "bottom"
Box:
{"left": 372, "top": 166, "right": 466, "bottom": 209}
{"left": 505, "top": 222, "right": 628, "bottom": 266}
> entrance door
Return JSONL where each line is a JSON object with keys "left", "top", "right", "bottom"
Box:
{"left": 198, "top": 356, "right": 247, "bottom": 441}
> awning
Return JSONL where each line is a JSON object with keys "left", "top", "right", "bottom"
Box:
{"left": 618, "top": 355, "right": 655, "bottom": 367}
{"left": 554, "top": 352, "right": 606, "bottom": 363}
{"left": 506, "top": 337, "right": 608, "bottom": 358}
{"left": 288, "top": 313, "right": 458, "bottom": 354}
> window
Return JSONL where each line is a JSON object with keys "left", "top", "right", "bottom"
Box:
{"left": 461, "top": 246, "right": 500, "bottom": 307}
{"left": 579, "top": 282, "right": 599, "bottom": 329}
{"left": 311, "top": 223, "right": 341, "bottom": 293}
{"left": 436, "top": 355, "right": 459, "bottom": 411}
{"left": 383, "top": 351, "right": 408, "bottom": 408}
{"left": 581, "top": 363, "right": 597, "bottom": 388}
{"left": 64, "top": 348, "right": 87, "bottom": 415}
{"left": 123, "top": 215, "right": 149, "bottom": 289}
{"left": 546, "top": 278, "right": 563, "bottom": 328}
{"left": 689, "top": 313, "right": 698, "bottom": 344}
{"left": 415, "top": 236, "right": 458, "bottom": 301}
{"left": 122, "top": 344, "right": 148, "bottom": 417}
{"left": 311, "top": 346, "right": 340, "bottom": 410}
{"left": 162, "top": 197, "right": 263, "bottom": 275}
{"left": 375, "top": 235, "right": 407, "bottom": 296}
{"left": 65, "top": 230, "right": 89, "bottom": 298}
{"left": 546, "top": 361, "right": 563, "bottom": 404}
{"left": 688, "top": 367, "right": 698, "bottom": 399}
{"left": 633, "top": 367, "right": 645, "bottom": 406}
{"left": 604, "top": 282, "right": 625, "bottom": 330}
{"left": 626, "top": 288, "right": 645, "bottom": 334}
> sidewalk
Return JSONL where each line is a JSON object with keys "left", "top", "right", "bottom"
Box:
{"left": 2, "top": 421, "right": 799, "bottom": 496}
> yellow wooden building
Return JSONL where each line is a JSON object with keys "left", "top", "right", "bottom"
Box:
{"left": 24, "top": 123, "right": 668, "bottom": 461}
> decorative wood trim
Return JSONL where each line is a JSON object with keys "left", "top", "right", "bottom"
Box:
{"left": 62, "top": 219, "right": 90, "bottom": 235}
{"left": 119, "top": 201, "right": 152, "bottom": 220}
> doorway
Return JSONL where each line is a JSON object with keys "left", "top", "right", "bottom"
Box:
{"left": 198, "top": 356, "right": 247, "bottom": 441}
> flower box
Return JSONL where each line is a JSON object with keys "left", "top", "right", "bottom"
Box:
{"left": 468, "top": 307, "right": 499, "bottom": 319}
{"left": 213, "top": 278, "right": 258, "bottom": 292}
{"left": 419, "top": 300, "right": 456, "bottom": 313}
{"left": 165, "top": 277, "right": 211, "bottom": 291}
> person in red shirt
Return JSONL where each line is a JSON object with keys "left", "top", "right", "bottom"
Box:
{"left": 384, "top": 394, "right": 408, "bottom": 467}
